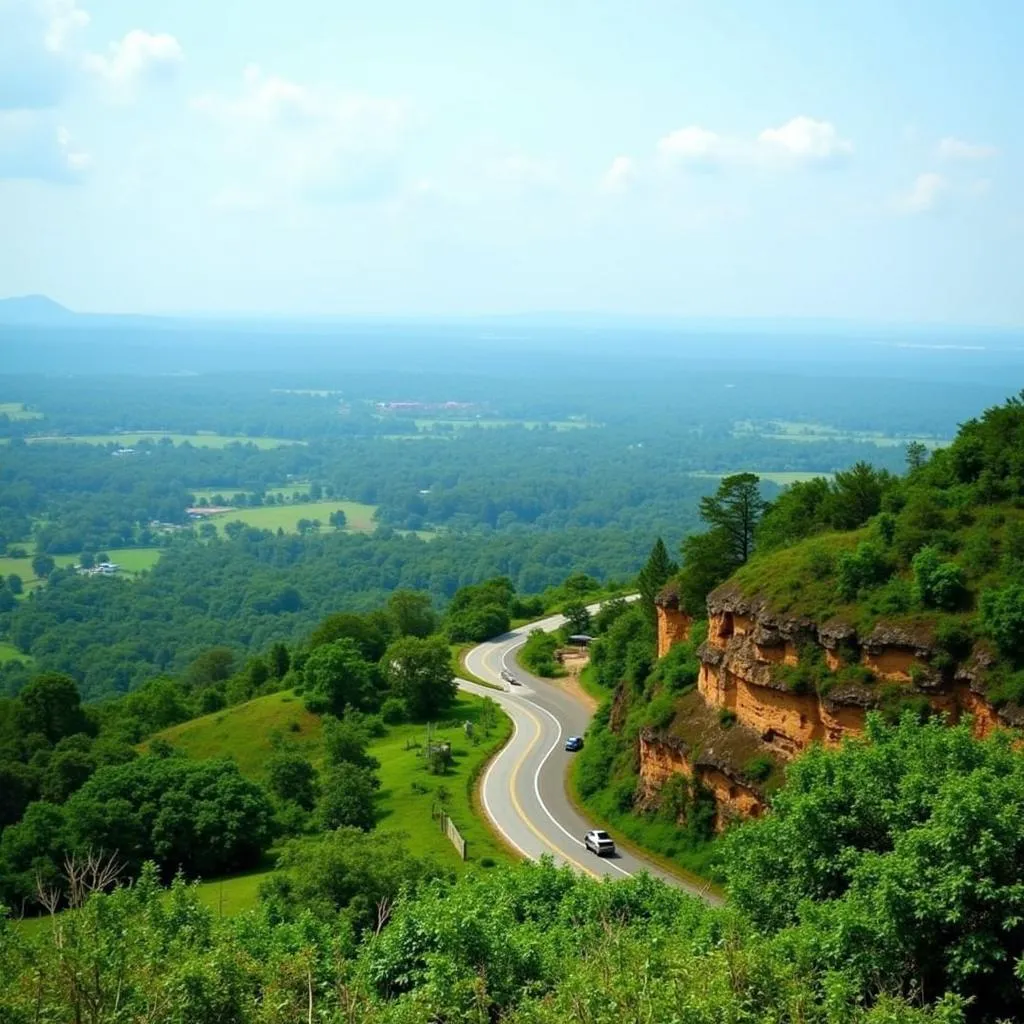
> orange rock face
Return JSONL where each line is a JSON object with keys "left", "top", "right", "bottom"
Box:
{"left": 655, "top": 588, "right": 692, "bottom": 658}
{"left": 641, "top": 579, "right": 1012, "bottom": 826}
{"left": 637, "top": 730, "right": 763, "bottom": 831}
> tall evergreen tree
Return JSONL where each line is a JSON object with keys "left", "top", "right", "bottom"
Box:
{"left": 637, "top": 537, "right": 679, "bottom": 622}
{"left": 698, "top": 474, "right": 767, "bottom": 566}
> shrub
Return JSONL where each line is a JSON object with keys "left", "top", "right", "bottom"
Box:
{"left": 836, "top": 542, "right": 892, "bottom": 601}
{"left": 911, "top": 546, "right": 967, "bottom": 610}
{"left": 380, "top": 697, "right": 406, "bottom": 724}
{"left": 744, "top": 755, "right": 773, "bottom": 783}
{"left": 980, "top": 584, "right": 1024, "bottom": 661}
{"left": 643, "top": 692, "right": 676, "bottom": 731}
{"left": 718, "top": 708, "right": 737, "bottom": 728}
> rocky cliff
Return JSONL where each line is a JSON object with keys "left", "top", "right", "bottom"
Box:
{"left": 639, "top": 578, "right": 1020, "bottom": 823}
{"left": 655, "top": 583, "right": 692, "bottom": 658}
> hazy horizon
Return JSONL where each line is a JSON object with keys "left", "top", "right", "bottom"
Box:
{"left": 1, "top": 1, "right": 1021, "bottom": 325}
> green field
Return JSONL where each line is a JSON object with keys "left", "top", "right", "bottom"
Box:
{"left": 0, "top": 546, "right": 162, "bottom": 586}
{"left": 0, "top": 641, "right": 30, "bottom": 664}
{"left": 689, "top": 470, "right": 834, "bottom": 486}
{"left": 189, "top": 484, "right": 313, "bottom": 502}
{"left": 733, "top": 419, "right": 947, "bottom": 449}
{"left": 413, "top": 418, "right": 593, "bottom": 432}
{"left": 0, "top": 402, "right": 42, "bottom": 421}
{"left": 147, "top": 691, "right": 324, "bottom": 778}
{"left": 149, "top": 688, "right": 514, "bottom": 875}
{"left": 25, "top": 432, "right": 300, "bottom": 449}
{"left": 207, "top": 500, "right": 378, "bottom": 535}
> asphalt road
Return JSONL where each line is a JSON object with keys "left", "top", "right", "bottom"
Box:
{"left": 459, "top": 607, "right": 718, "bottom": 903}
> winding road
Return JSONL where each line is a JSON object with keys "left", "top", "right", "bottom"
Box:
{"left": 458, "top": 606, "right": 718, "bottom": 902}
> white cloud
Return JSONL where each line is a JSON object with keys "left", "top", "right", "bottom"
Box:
{"left": 83, "top": 30, "right": 183, "bottom": 91}
{"left": 193, "top": 66, "right": 408, "bottom": 205}
{"left": 937, "top": 137, "right": 998, "bottom": 162}
{"left": 896, "top": 172, "right": 948, "bottom": 215}
{"left": 654, "top": 116, "right": 852, "bottom": 174}
{"left": 599, "top": 155, "right": 636, "bottom": 193}
{"left": 486, "top": 152, "right": 559, "bottom": 193}
{"left": 657, "top": 126, "right": 731, "bottom": 170}
{"left": 40, "top": 0, "right": 88, "bottom": 52}
{"left": 0, "top": 0, "right": 87, "bottom": 108}
{"left": 0, "top": 110, "right": 89, "bottom": 180}
{"left": 757, "top": 116, "right": 853, "bottom": 164}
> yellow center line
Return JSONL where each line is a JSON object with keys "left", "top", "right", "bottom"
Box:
{"left": 505, "top": 701, "right": 600, "bottom": 880}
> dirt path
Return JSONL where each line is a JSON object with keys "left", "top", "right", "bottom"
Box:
{"left": 556, "top": 650, "right": 597, "bottom": 712}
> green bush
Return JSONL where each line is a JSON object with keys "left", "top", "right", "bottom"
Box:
{"left": 718, "top": 708, "right": 737, "bottom": 728}
{"left": 744, "top": 755, "right": 773, "bottom": 783}
{"left": 519, "top": 629, "right": 564, "bottom": 677}
{"left": 911, "top": 546, "right": 967, "bottom": 610}
{"left": 980, "top": 583, "right": 1024, "bottom": 661}
{"left": 836, "top": 542, "right": 892, "bottom": 601}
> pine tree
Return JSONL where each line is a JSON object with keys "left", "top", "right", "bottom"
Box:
{"left": 638, "top": 537, "right": 678, "bottom": 622}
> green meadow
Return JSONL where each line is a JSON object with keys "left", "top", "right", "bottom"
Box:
{"left": 25, "top": 432, "right": 299, "bottom": 449}
{"left": 0, "top": 402, "right": 42, "bottom": 421}
{"left": 688, "top": 470, "right": 835, "bottom": 486}
{"left": 207, "top": 499, "right": 379, "bottom": 534}
{"left": 0, "top": 547, "right": 163, "bottom": 586}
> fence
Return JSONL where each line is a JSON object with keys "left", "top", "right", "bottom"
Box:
{"left": 433, "top": 805, "right": 467, "bottom": 860}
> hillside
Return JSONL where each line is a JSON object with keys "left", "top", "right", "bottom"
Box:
{"left": 146, "top": 688, "right": 513, "bottom": 878}
{"left": 580, "top": 392, "right": 1024, "bottom": 849}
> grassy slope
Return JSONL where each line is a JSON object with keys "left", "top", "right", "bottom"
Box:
{"left": 142, "top": 688, "right": 515, "bottom": 915}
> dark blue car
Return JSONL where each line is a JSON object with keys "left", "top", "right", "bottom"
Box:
{"left": 565, "top": 736, "right": 584, "bottom": 752}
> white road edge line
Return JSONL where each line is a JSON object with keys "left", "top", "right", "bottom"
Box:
{"left": 500, "top": 633, "right": 634, "bottom": 878}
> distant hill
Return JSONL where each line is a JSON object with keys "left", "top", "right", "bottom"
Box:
{"left": 0, "top": 295, "right": 78, "bottom": 325}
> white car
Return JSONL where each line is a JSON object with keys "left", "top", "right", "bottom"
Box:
{"left": 583, "top": 829, "right": 616, "bottom": 856}
{"left": 500, "top": 669, "right": 519, "bottom": 685}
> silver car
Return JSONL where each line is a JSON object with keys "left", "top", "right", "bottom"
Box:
{"left": 584, "top": 829, "right": 615, "bottom": 856}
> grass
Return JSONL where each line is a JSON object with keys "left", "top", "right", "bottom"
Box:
{"left": 15, "top": 863, "right": 278, "bottom": 938}
{"left": 577, "top": 663, "right": 610, "bottom": 705}
{"left": 412, "top": 418, "right": 594, "bottom": 432}
{"left": 0, "top": 641, "right": 30, "bottom": 664}
{"left": 189, "top": 484, "right": 313, "bottom": 502}
{"left": 0, "top": 402, "right": 42, "bottom": 421}
{"left": 372, "top": 695, "right": 514, "bottom": 867}
{"left": 567, "top": 760, "right": 724, "bottom": 890}
{"left": 732, "top": 419, "right": 948, "bottom": 449}
{"left": 450, "top": 644, "right": 502, "bottom": 690}
{"left": 144, "top": 691, "right": 323, "bottom": 780}
{"left": 147, "top": 688, "right": 515, "bottom": 870}
{"left": 689, "top": 470, "right": 834, "bottom": 486}
{"left": 208, "top": 500, "right": 379, "bottom": 535}
{"left": 25, "top": 432, "right": 299, "bottom": 449}
{"left": 16, "top": 692, "right": 515, "bottom": 931}
{"left": 0, "top": 547, "right": 162, "bottom": 586}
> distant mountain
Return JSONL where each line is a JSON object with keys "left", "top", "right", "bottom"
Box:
{"left": 0, "top": 295, "right": 78, "bottom": 325}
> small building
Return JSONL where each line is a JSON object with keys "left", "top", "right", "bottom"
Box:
{"left": 567, "top": 634, "right": 595, "bottom": 647}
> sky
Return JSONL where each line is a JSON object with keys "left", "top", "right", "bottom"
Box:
{"left": 0, "top": 0, "right": 1021, "bottom": 323}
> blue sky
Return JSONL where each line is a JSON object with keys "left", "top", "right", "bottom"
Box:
{"left": 0, "top": 0, "right": 1021, "bottom": 323}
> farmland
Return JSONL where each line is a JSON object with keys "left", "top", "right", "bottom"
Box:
{"left": 23, "top": 432, "right": 300, "bottom": 449}
{"left": 688, "top": 470, "right": 835, "bottom": 486}
{"left": 733, "top": 419, "right": 948, "bottom": 449}
{"left": 0, "top": 546, "right": 163, "bottom": 586}
{"left": 206, "top": 499, "right": 379, "bottom": 534}
{"left": 0, "top": 402, "right": 42, "bottom": 421}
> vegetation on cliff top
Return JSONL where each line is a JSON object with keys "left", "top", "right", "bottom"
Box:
{"left": 674, "top": 393, "right": 1024, "bottom": 707}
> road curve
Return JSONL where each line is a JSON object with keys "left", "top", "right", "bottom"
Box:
{"left": 459, "top": 605, "right": 719, "bottom": 903}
